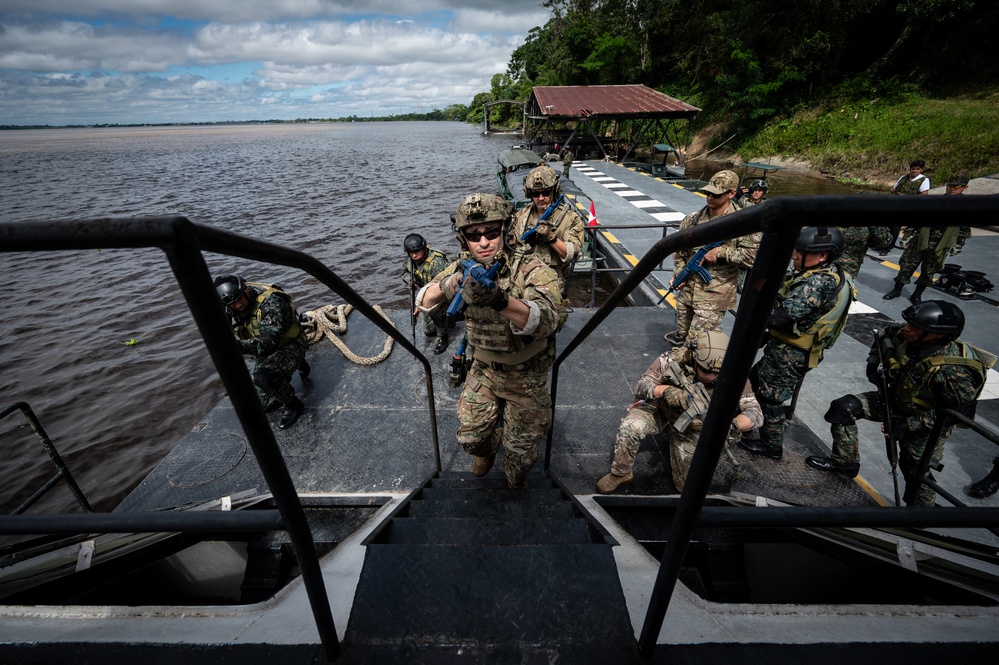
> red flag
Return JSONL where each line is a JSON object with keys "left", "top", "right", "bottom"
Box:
{"left": 587, "top": 200, "right": 598, "bottom": 227}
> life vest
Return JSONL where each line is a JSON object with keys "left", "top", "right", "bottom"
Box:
{"left": 769, "top": 264, "right": 855, "bottom": 368}
{"left": 893, "top": 340, "right": 991, "bottom": 414}
{"left": 235, "top": 283, "right": 301, "bottom": 348}
{"left": 894, "top": 173, "right": 925, "bottom": 195}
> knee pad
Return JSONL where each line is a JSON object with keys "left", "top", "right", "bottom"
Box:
{"left": 253, "top": 367, "right": 284, "bottom": 397}
{"left": 761, "top": 402, "right": 785, "bottom": 419}
{"left": 824, "top": 395, "right": 863, "bottom": 425}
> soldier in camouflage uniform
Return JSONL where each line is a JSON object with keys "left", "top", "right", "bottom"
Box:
{"left": 214, "top": 275, "right": 310, "bottom": 430}
{"left": 884, "top": 174, "right": 972, "bottom": 303}
{"left": 808, "top": 301, "right": 989, "bottom": 507}
{"left": 402, "top": 233, "right": 452, "bottom": 354}
{"left": 417, "top": 193, "right": 561, "bottom": 489}
{"left": 740, "top": 228, "right": 855, "bottom": 459}
{"left": 668, "top": 170, "right": 761, "bottom": 345}
{"left": 882, "top": 159, "right": 930, "bottom": 253}
{"left": 508, "top": 164, "right": 586, "bottom": 297}
{"left": 595, "top": 331, "right": 762, "bottom": 494}
{"left": 736, "top": 179, "right": 769, "bottom": 208}
{"left": 836, "top": 225, "right": 893, "bottom": 281}
{"left": 561, "top": 146, "right": 574, "bottom": 179}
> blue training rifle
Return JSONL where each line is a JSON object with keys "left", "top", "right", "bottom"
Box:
{"left": 656, "top": 241, "right": 723, "bottom": 305}
{"left": 519, "top": 194, "right": 565, "bottom": 243}
{"left": 446, "top": 259, "right": 502, "bottom": 318}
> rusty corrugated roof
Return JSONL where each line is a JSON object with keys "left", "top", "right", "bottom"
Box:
{"left": 531, "top": 85, "right": 699, "bottom": 118}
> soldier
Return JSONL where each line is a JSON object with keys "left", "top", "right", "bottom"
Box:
{"left": 883, "top": 174, "right": 972, "bottom": 303}
{"left": 740, "top": 227, "right": 855, "bottom": 459}
{"left": 666, "top": 169, "right": 761, "bottom": 345}
{"left": 808, "top": 301, "right": 990, "bottom": 507}
{"left": 836, "top": 225, "right": 894, "bottom": 281}
{"left": 508, "top": 164, "right": 585, "bottom": 296}
{"left": 417, "top": 193, "right": 561, "bottom": 489}
{"left": 214, "top": 274, "right": 310, "bottom": 430}
{"left": 402, "top": 232, "right": 451, "bottom": 354}
{"left": 737, "top": 179, "right": 769, "bottom": 208}
{"left": 970, "top": 458, "right": 999, "bottom": 499}
{"left": 561, "top": 145, "right": 574, "bottom": 179}
{"left": 596, "top": 331, "right": 762, "bottom": 494}
{"left": 882, "top": 159, "right": 930, "bottom": 253}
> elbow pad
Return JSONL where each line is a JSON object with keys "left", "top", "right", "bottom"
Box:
{"left": 767, "top": 308, "right": 795, "bottom": 333}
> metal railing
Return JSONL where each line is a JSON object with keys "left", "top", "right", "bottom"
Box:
{"left": 0, "top": 216, "right": 446, "bottom": 663}
{"left": 543, "top": 194, "right": 999, "bottom": 659}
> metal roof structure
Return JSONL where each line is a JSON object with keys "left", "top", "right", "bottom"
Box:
{"left": 528, "top": 85, "right": 699, "bottom": 120}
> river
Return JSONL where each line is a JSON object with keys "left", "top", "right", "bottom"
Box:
{"left": 0, "top": 123, "right": 860, "bottom": 515}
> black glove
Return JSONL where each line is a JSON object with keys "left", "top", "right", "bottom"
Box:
{"left": 463, "top": 273, "right": 508, "bottom": 310}
{"left": 767, "top": 308, "right": 794, "bottom": 333}
{"left": 866, "top": 362, "right": 881, "bottom": 386}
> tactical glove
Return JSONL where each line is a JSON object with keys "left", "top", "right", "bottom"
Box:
{"left": 866, "top": 362, "right": 881, "bottom": 386}
{"left": 463, "top": 273, "right": 508, "bottom": 310}
{"left": 532, "top": 222, "right": 556, "bottom": 244}
{"left": 659, "top": 386, "right": 688, "bottom": 408}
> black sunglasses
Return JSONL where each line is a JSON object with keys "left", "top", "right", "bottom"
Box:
{"left": 463, "top": 227, "right": 503, "bottom": 242}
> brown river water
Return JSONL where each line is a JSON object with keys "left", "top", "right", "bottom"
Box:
{"left": 0, "top": 123, "right": 859, "bottom": 515}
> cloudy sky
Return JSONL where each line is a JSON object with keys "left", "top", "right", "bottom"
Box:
{"left": 0, "top": 1, "right": 550, "bottom": 126}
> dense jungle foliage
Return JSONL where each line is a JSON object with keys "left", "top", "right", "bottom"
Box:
{"left": 463, "top": 0, "right": 999, "bottom": 178}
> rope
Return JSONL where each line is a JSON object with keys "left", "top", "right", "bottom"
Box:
{"left": 302, "top": 304, "right": 395, "bottom": 366}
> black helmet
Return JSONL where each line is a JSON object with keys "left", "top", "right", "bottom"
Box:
{"left": 749, "top": 180, "right": 769, "bottom": 192}
{"left": 214, "top": 274, "right": 248, "bottom": 307}
{"left": 795, "top": 226, "right": 843, "bottom": 261}
{"left": 902, "top": 300, "right": 964, "bottom": 337}
{"left": 404, "top": 233, "right": 427, "bottom": 253}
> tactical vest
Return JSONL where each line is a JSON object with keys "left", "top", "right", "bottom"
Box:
{"left": 770, "top": 264, "right": 855, "bottom": 368}
{"left": 890, "top": 338, "right": 990, "bottom": 415}
{"left": 895, "top": 174, "right": 925, "bottom": 195}
{"left": 235, "top": 283, "right": 301, "bottom": 347}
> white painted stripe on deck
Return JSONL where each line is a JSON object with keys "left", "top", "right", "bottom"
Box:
{"left": 618, "top": 190, "right": 646, "bottom": 198}
{"left": 848, "top": 300, "right": 879, "bottom": 314}
{"left": 632, "top": 199, "right": 665, "bottom": 209}
{"left": 651, "top": 212, "right": 686, "bottom": 222}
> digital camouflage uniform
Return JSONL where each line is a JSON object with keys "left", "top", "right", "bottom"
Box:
{"left": 431, "top": 251, "right": 561, "bottom": 487}
{"left": 610, "top": 349, "right": 762, "bottom": 491}
{"left": 828, "top": 324, "right": 987, "bottom": 506}
{"left": 893, "top": 173, "right": 929, "bottom": 195}
{"left": 403, "top": 246, "right": 450, "bottom": 336}
{"left": 508, "top": 197, "right": 586, "bottom": 295}
{"left": 894, "top": 225, "right": 971, "bottom": 289}
{"left": 837, "top": 226, "right": 893, "bottom": 280}
{"left": 751, "top": 264, "right": 855, "bottom": 449}
{"left": 231, "top": 283, "right": 308, "bottom": 409}
{"left": 673, "top": 203, "right": 761, "bottom": 343}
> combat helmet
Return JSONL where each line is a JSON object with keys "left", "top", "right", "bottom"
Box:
{"left": 451, "top": 193, "right": 512, "bottom": 250}
{"left": 687, "top": 330, "right": 729, "bottom": 375}
{"left": 214, "top": 274, "right": 248, "bottom": 307}
{"left": 795, "top": 226, "right": 843, "bottom": 261}
{"left": 404, "top": 233, "right": 427, "bottom": 253}
{"left": 902, "top": 300, "right": 965, "bottom": 338}
{"left": 749, "top": 179, "right": 769, "bottom": 192}
{"left": 523, "top": 165, "right": 561, "bottom": 198}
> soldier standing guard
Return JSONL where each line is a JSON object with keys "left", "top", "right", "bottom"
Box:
{"left": 667, "top": 169, "right": 761, "bottom": 345}
{"left": 836, "top": 225, "right": 894, "bottom": 281}
{"left": 417, "top": 193, "right": 562, "bottom": 489}
{"left": 561, "top": 146, "right": 574, "bottom": 179}
{"left": 740, "top": 228, "right": 855, "bottom": 459}
{"left": 808, "top": 301, "right": 990, "bottom": 507}
{"left": 214, "top": 275, "right": 310, "bottom": 430}
{"left": 402, "top": 233, "right": 451, "bottom": 354}
{"left": 595, "top": 331, "right": 762, "bottom": 494}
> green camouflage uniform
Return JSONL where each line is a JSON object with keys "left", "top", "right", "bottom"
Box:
{"left": 673, "top": 202, "right": 761, "bottom": 343}
{"left": 610, "top": 349, "right": 762, "bottom": 491}
{"left": 751, "top": 264, "right": 854, "bottom": 449}
{"left": 562, "top": 149, "right": 574, "bottom": 178}
{"left": 893, "top": 173, "right": 928, "bottom": 195}
{"left": 231, "top": 283, "right": 308, "bottom": 409}
{"left": 403, "top": 247, "right": 450, "bottom": 336}
{"left": 829, "top": 324, "right": 987, "bottom": 506}
{"left": 837, "top": 226, "right": 893, "bottom": 280}
{"left": 508, "top": 199, "right": 586, "bottom": 294}
{"left": 894, "top": 226, "right": 971, "bottom": 288}
{"left": 432, "top": 251, "right": 561, "bottom": 487}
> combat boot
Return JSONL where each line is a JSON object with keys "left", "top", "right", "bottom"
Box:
{"left": 806, "top": 455, "right": 860, "bottom": 478}
{"left": 433, "top": 332, "right": 449, "bottom": 355}
{"left": 277, "top": 397, "right": 304, "bottom": 430}
{"left": 298, "top": 360, "right": 311, "bottom": 379}
{"left": 596, "top": 472, "right": 633, "bottom": 495}
{"left": 472, "top": 454, "right": 495, "bottom": 477}
{"left": 969, "top": 461, "right": 999, "bottom": 499}
{"left": 737, "top": 438, "right": 783, "bottom": 459}
{"left": 883, "top": 284, "right": 903, "bottom": 300}
{"left": 909, "top": 285, "right": 925, "bottom": 304}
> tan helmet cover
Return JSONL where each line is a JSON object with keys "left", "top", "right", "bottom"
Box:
{"left": 452, "top": 193, "right": 512, "bottom": 232}
{"left": 523, "top": 165, "right": 560, "bottom": 195}
{"left": 689, "top": 330, "right": 729, "bottom": 372}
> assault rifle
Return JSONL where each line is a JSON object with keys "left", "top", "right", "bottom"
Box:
{"left": 873, "top": 329, "right": 902, "bottom": 506}
{"left": 408, "top": 262, "right": 417, "bottom": 342}
{"left": 446, "top": 259, "right": 502, "bottom": 319}
{"left": 520, "top": 194, "right": 565, "bottom": 243}
{"left": 448, "top": 335, "right": 469, "bottom": 389}
{"left": 657, "top": 241, "right": 723, "bottom": 305}
{"left": 663, "top": 359, "right": 711, "bottom": 433}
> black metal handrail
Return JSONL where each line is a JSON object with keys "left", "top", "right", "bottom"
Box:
{"left": 2, "top": 402, "right": 93, "bottom": 515}
{"left": 543, "top": 194, "right": 999, "bottom": 659}
{"left": 0, "top": 215, "right": 445, "bottom": 663}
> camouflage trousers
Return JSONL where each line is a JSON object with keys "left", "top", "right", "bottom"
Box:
{"left": 830, "top": 391, "right": 953, "bottom": 507}
{"left": 895, "top": 243, "right": 943, "bottom": 288}
{"left": 421, "top": 308, "right": 450, "bottom": 337}
{"left": 673, "top": 300, "right": 726, "bottom": 345}
{"left": 251, "top": 332, "right": 308, "bottom": 408}
{"left": 457, "top": 362, "right": 552, "bottom": 486}
{"left": 750, "top": 341, "right": 810, "bottom": 448}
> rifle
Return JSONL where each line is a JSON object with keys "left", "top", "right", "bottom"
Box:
{"left": 409, "top": 262, "right": 417, "bottom": 342}
{"left": 520, "top": 194, "right": 565, "bottom": 243}
{"left": 873, "top": 329, "right": 902, "bottom": 506}
{"left": 662, "top": 360, "right": 711, "bottom": 433}
{"left": 448, "top": 335, "right": 469, "bottom": 389}
{"left": 446, "top": 259, "right": 502, "bottom": 319}
{"left": 657, "top": 241, "right": 723, "bottom": 305}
